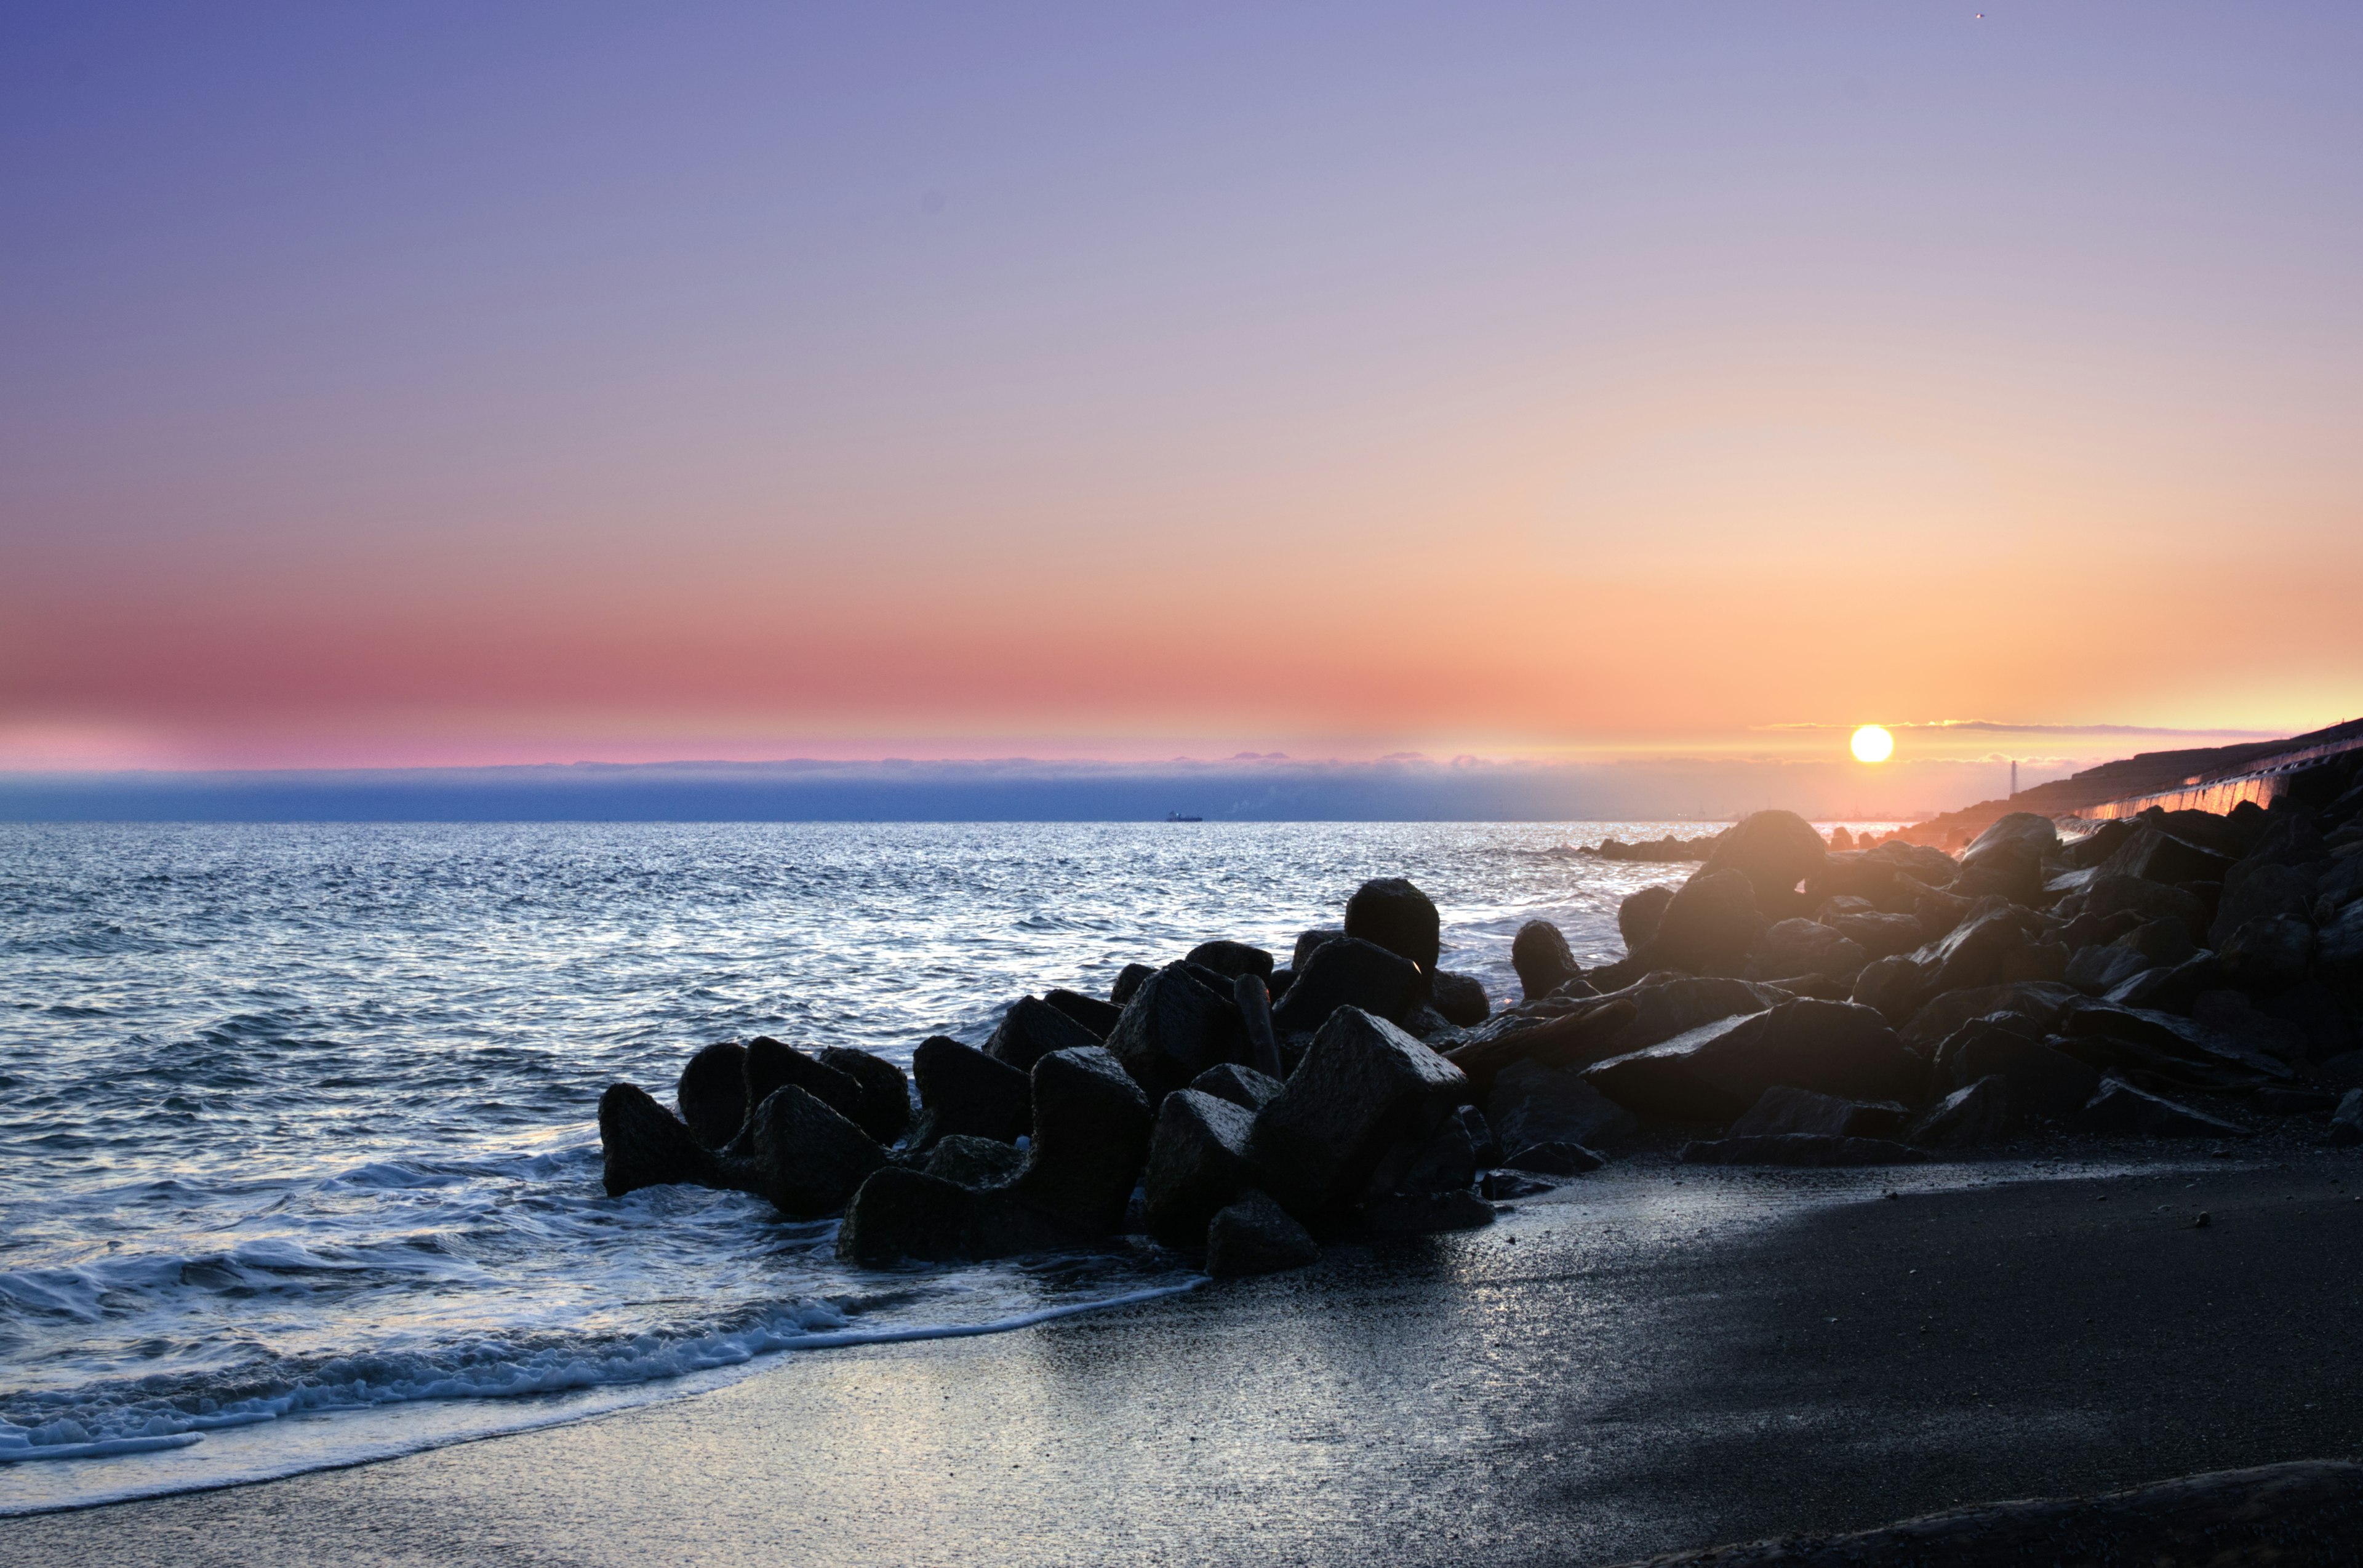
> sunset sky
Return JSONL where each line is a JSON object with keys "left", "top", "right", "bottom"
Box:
{"left": 5, "top": 3, "right": 2360, "bottom": 787}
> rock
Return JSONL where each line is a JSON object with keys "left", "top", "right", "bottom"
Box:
{"left": 2319, "top": 900, "right": 2363, "bottom": 1007}
{"left": 1184, "top": 1063, "right": 1273, "bottom": 1115}
{"left": 908, "top": 1036, "right": 1033, "bottom": 1151}
{"left": 1728, "top": 1085, "right": 1908, "bottom": 1140}
{"left": 1185, "top": 940, "right": 1274, "bottom": 979}
{"left": 1247, "top": 1006, "right": 1472, "bottom": 1222}
{"left": 1429, "top": 969, "right": 1491, "bottom": 1026}
{"left": 2104, "top": 953, "right": 2224, "bottom": 1014}
{"left": 1501, "top": 1140, "right": 1605, "bottom": 1175}
{"left": 1268, "top": 935, "right": 1423, "bottom": 1035}
{"left": 2000, "top": 941, "right": 2069, "bottom": 983}
{"left": 1485, "top": 1057, "right": 1639, "bottom": 1152}
{"left": 2057, "top": 818, "right": 2140, "bottom": 869}
{"left": 1595, "top": 976, "right": 1785, "bottom": 1054}
{"left": 1455, "top": 1103, "right": 1502, "bottom": 1166}
{"left": 721, "top": 1086, "right": 887, "bottom": 1218}
{"left": 1110, "top": 962, "right": 1157, "bottom": 1006}
{"left": 985, "top": 995, "right": 1105, "bottom": 1074}
{"left": 1001, "top": 1047, "right": 1155, "bottom": 1233}
{"left": 2332, "top": 1088, "right": 2363, "bottom": 1147}
{"left": 1231, "top": 972, "right": 1284, "bottom": 1076}
{"left": 2219, "top": 914, "right": 2316, "bottom": 995}
{"left": 1693, "top": 809, "right": 1831, "bottom": 921}
{"left": 1906, "top": 1074, "right": 2013, "bottom": 1148}
{"left": 1344, "top": 878, "right": 1442, "bottom": 979}
{"left": 1677, "top": 1134, "right": 1929, "bottom": 1167}
{"left": 599, "top": 1082, "right": 722, "bottom": 1196}
{"left": 1828, "top": 825, "right": 1853, "bottom": 850}
{"left": 1931, "top": 1018, "right": 2100, "bottom": 1119}
{"left": 1513, "top": 919, "right": 1585, "bottom": 1001}
{"left": 1850, "top": 954, "right": 1930, "bottom": 1025}
{"left": 1951, "top": 814, "right": 2054, "bottom": 906}
{"left": 1142, "top": 1088, "right": 1260, "bottom": 1246}
{"left": 1617, "top": 887, "right": 1675, "bottom": 955}
{"left": 2063, "top": 1004, "right": 2292, "bottom": 1083}
{"left": 1481, "top": 1169, "right": 1558, "bottom": 1199}
{"left": 2188, "top": 990, "right": 2309, "bottom": 1063}
{"left": 1644, "top": 869, "right": 1769, "bottom": 974}
{"left": 1442, "top": 998, "right": 1641, "bottom": 1094}
{"left": 2314, "top": 852, "right": 2363, "bottom": 922}
{"left": 921, "top": 1133, "right": 1028, "bottom": 1188}
{"left": 2263, "top": 978, "right": 2362, "bottom": 1062}
{"left": 1965, "top": 810, "right": 2060, "bottom": 860}
{"left": 1042, "top": 988, "right": 1122, "bottom": 1040}
{"left": 1831, "top": 910, "right": 1924, "bottom": 960}
{"left": 816, "top": 1047, "right": 914, "bottom": 1146}
{"left": 1204, "top": 1190, "right": 1321, "bottom": 1276}
{"left": 743, "top": 1036, "right": 867, "bottom": 1127}
{"left": 1585, "top": 999, "right": 1924, "bottom": 1124}
{"left": 1360, "top": 1189, "right": 1495, "bottom": 1234}
{"left": 1361, "top": 1108, "right": 1481, "bottom": 1204}
{"left": 1761, "top": 974, "right": 1855, "bottom": 1001}
{"left": 2067, "top": 940, "right": 2157, "bottom": 997}
{"left": 1743, "top": 919, "right": 1869, "bottom": 984}
{"left": 2210, "top": 862, "right": 2321, "bottom": 949}
{"left": 836, "top": 1167, "right": 974, "bottom": 1265}
{"left": 1292, "top": 928, "right": 1346, "bottom": 970}
{"left": 2099, "top": 828, "right": 2234, "bottom": 892}
{"left": 676, "top": 1041, "right": 750, "bottom": 1149}
{"left": 2082, "top": 874, "right": 2208, "bottom": 942}
{"left": 1915, "top": 903, "right": 2037, "bottom": 994}
{"left": 1103, "top": 962, "right": 1248, "bottom": 1101}
{"left": 2075, "top": 1078, "right": 2252, "bottom": 1138}
{"left": 1897, "top": 982, "right": 2080, "bottom": 1049}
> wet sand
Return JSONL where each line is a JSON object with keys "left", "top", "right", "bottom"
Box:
{"left": 9, "top": 1150, "right": 2362, "bottom": 1567}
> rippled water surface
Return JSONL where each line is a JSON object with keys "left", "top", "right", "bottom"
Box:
{"left": 0, "top": 819, "right": 1761, "bottom": 1511}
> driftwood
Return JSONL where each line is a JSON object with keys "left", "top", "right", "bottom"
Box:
{"left": 1443, "top": 998, "right": 1636, "bottom": 1095}
{"left": 1617, "top": 1458, "right": 2363, "bottom": 1566}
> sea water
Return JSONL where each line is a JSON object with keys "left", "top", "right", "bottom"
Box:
{"left": 0, "top": 819, "right": 1857, "bottom": 1513}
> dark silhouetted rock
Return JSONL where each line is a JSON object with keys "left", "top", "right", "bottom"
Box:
{"left": 1897, "top": 982, "right": 2080, "bottom": 1049}
{"left": 1950, "top": 812, "right": 2057, "bottom": 905}
{"left": 836, "top": 1167, "right": 974, "bottom": 1265}
{"left": 2320, "top": 900, "right": 2363, "bottom": 1008}
{"left": 1832, "top": 910, "right": 1925, "bottom": 960}
{"left": 1744, "top": 919, "right": 1869, "bottom": 984}
{"left": 1143, "top": 1087, "right": 1259, "bottom": 1246}
{"left": 744, "top": 1036, "right": 866, "bottom": 1127}
{"left": 1932, "top": 1018, "right": 2100, "bottom": 1120}
{"left": 1594, "top": 975, "right": 1785, "bottom": 1055}
{"left": 1248, "top": 1006, "right": 1471, "bottom": 1222}
{"left": 2100, "top": 828, "right": 2234, "bottom": 893}
{"left": 1189, "top": 1061, "right": 1285, "bottom": 1113}
{"left": 1103, "top": 962, "right": 1247, "bottom": 1101}
{"left": 2332, "top": 1088, "right": 2363, "bottom": 1147}
{"left": 1205, "top": 1190, "right": 1320, "bottom": 1276}
{"left": 1268, "top": 935, "right": 1423, "bottom": 1035}
{"left": 676, "top": 1041, "right": 750, "bottom": 1149}
{"left": 1186, "top": 940, "right": 1274, "bottom": 979}
{"left": 2000, "top": 940, "right": 2069, "bottom": 984}
{"left": 817, "top": 1046, "right": 913, "bottom": 1146}
{"left": 1292, "top": 928, "right": 1346, "bottom": 970}
{"left": 1677, "top": 1134, "right": 1929, "bottom": 1167}
{"left": 1618, "top": 886, "right": 1676, "bottom": 956}
{"left": 2219, "top": 914, "right": 2315, "bottom": 996}
{"left": 1850, "top": 954, "right": 1930, "bottom": 1025}
{"left": 1513, "top": 919, "right": 1585, "bottom": 1001}
{"left": 920, "top": 1133, "right": 1028, "bottom": 1188}
{"left": 2082, "top": 874, "right": 2208, "bottom": 941}
{"left": 1111, "top": 962, "right": 1157, "bottom": 1006}
{"left": 2068, "top": 940, "right": 2156, "bottom": 997}
{"left": 1644, "top": 869, "right": 1768, "bottom": 975}
{"left": 1001, "top": 1046, "right": 1154, "bottom": 1234}
{"left": 1917, "top": 903, "right": 2039, "bottom": 994}
{"left": 2102, "top": 952, "right": 2223, "bottom": 1012}
{"left": 2210, "top": 862, "right": 2321, "bottom": 949}
{"left": 599, "top": 1082, "right": 722, "bottom": 1197}
{"left": 2075, "top": 1078, "right": 2252, "bottom": 1138}
{"left": 1906, "top": 1075, "right": 2013, "bottom": 1148}
{"left": 1345, "top": 878, "right": 1442, "bottom": 978}
{"left": 1585, "top": 999, "right": 1922, "bottom": 1124}
{"left": 1486, "top": 1057, "right": 1638, "bottom": 1153}
{"left": 2063, "top": 1004, "right": 2291, "bottom": 1083}
{"left": 1694, "top": 810, "right": 1830, "bottom": 921}
{"left": 1501, "top": 1140, "right": 1605, "bottom": 1175}
{"left": 722, "top": 1085, "right": 887, "bottom": 1218}
{"left": 1442, "top": 998, "right": 1641, "bottom": 1095}
{"left": 1042, "top": 988, "right": 1122, "bottom": 1040}
{"left": 985, "top": 994, "right": 1104, "bottom": 1074}
{"left": 1362, "top": 1104, "right": 1486, "bottom": 1201}
{"left": 1229, "top": 972, "right": 1283, "bottom": 1076}
{"left": 1361, "top": 1189, "right": 1495, "bottom": 1234}
{"left": 2058, "top": 818, "right": 2140, "bottom": 869}
{"left": 1431, "top": 969, "right": 1491, "bottom": 1026}
{"left": 1728, "top": 1085, "right": 1907, "bottom": 1140}
{"left": 908, "top": 1035, "right": 1033, "bottom": 1151}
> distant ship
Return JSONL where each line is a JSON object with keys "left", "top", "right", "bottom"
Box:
{"left": 1164, "top": 811, "right": 1204, "bottom": 822}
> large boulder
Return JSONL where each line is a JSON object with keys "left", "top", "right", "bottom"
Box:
{"left": 743, "top": 1037, "right": 867, "bottom": 1127}
{"left": 1103, "top": 962, "right": 1247, "bottom": 1100}
{"left": 1850, "top": 954, "right": 1930, "bottom": 1025}
{"left": 2219, "top": 915, "right": 2316, "bottom": 995}
{"left": 985, "top": 994, "right": 1104, "bottom": 1074}
{"left": 1345, "top": 878, "right": 1442, "bottom": 978}
{"left": 908, "top": 1035, "right": 1033, "bottom": 1151}
{"left": 1142, "top": 1087, "right": 1259, "bottom": 1246}
{"left": 1230, "top": 972, "right": 1284, "bottom": 1076}
{"left": 1292, "top": 928, "right": 1346, "bottom": 969}
{"left": 1914, "top": 903, "right": 2036, "bottom": 994}
{"left": 1042, "top": 988, "right": 1122, "bottom": 1040}
{"left": 921, "top": 1134, "right": 1028, "bottom": 1188}
{"left": 1595, "top": 975, "right": 1785, "bottom": 1055}
{"left": 1693, "top": 810, "right": 1831, "bottom": 921}
{"left": 1897, "top": 982, "right": 2081, "bottom": 1049}
{"left": 2057, "top": 818, "right": 2139, "bottom": 870}
{"left": 1743, "top": 919, "right": 1869, "bottom": 985}
{"left": 1831, "top": 910, "right": 1925, "bottom": 960}
{"left": 2099, "top": 828, "right": 2234, "bottom": 890}
{"left": 1727, "top": 1085, "right": 1906, "bottom": 1140}
{"left": 1905, "top": 1075, "right": 2013, "bottom": 1149}
{"left": 1186, "top": 940, "right": 1274, "bottom": 979}
{"left": 720, "top": 1085, "right": 887, "bottom": 1219}
{"left": 676, "top": 1041, "right": 750, "bottom": 1149}
{"left": 2210, "top": 862, "right": 2321, "bottom": 949}
{"left": 599, "top": 1081, "right": 722, "bottom": 1196}
{"left": 1644, "top": 869, "right": 1769, "bottom": 974}
{"left": 2074, "top": 1078, "right": 2251, "bottom": 1138}
{"left": 2319, "top": 900, "right": 2363, "bottom": 1007}
{"left": 1247, "top": 1007, "right": 1472, "bottom": 1223}
{"left": 1931, "top": 1017, "right": 2100, "bottom": 1119}
{"left": 1485, "top": 1057, "right": 1639, "bottom": 1153}
{"left": 1268, "top": 936, "right": 1423, "bottom": 1035}
{"left": 1359, "top": 1106, "right": 1483, "bottom": 1203}
{"left": 1431, "top": 970, "right": 1492, "bottom": 1026}
{"left": 1110, "top": 962, "right": 1158, "bottom": 1006}
{"left": 816, "top": 1047, "right": 913, "bottom": 1146}
{"left": 1204, "top": 1190, "right": 1320, "bottom": 1277}
{"left": 1584, "top": 999, "right": 1924, "bottom": 1124}
{"left": 1189, "top": 1062, "right": 1285, "bottom": 1113}
{"left": 1513, "top": 919, "right": 1584, "bottom": 1001}
{"left": 999, "top": 1046, "right": 1154, "bottom": 1234}
{"left": 1618, "top": 887, "right": 1675, "bottom": 955}
{"left": 2082, "top": 874, "right": 2208, "bottom": 941}
{"left": 1949, "top": 813, "right": 2057, "bottom": 906}
{"left": 836, "top": 1167, "right": 974, "bottom": 1265}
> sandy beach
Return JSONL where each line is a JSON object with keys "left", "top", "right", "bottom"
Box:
{"left": 10, "top": 1145, "right": 2359, "bottom": 1567}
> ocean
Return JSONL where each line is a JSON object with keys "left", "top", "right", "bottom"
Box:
{"left": 0, "top": 819, "right": 1853, "bottom": 1514}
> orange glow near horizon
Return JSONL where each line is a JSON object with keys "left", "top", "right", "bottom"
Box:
{"left": 1851, "top": 726, "right": 1896, "bottom": 764}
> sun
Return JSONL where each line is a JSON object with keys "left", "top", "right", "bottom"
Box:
{"left": 1850, "top": 724, "right": 1895, "bottom": 764}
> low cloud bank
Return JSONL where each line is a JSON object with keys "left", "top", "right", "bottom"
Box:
{"left": 0, "top": 754, "right": 2058, "bottom": 823}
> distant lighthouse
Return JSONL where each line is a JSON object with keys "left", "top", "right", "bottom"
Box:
{"left": 2010, "top": 759, "right": 2018, "bottom": 798}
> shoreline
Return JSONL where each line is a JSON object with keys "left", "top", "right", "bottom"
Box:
{"left": 9, "top": 1146, "right": 2360, "bottom": 1566}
